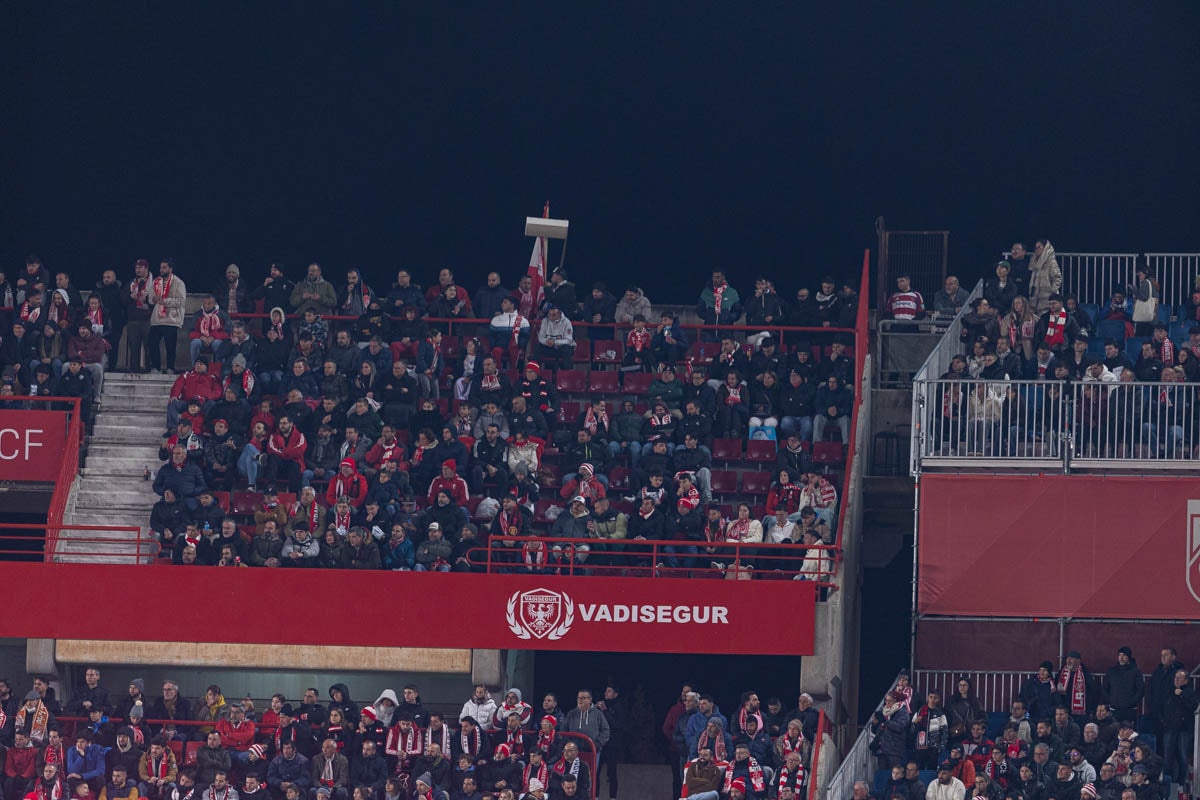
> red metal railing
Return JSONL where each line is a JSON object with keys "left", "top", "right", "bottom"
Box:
{"left": 45, "top": 398, "right": 83, "bottom": 558}
{"left": 808, "top": 709, "right": 829, "bottom": 800}
{"left": 0, "top": 524, "right": 145, "bottom": 564}
{"left": 473, "top": 535, "right": 839, "bottom": 586}
{"left": 834, "top": 249, "right": 870, "bottom": 553}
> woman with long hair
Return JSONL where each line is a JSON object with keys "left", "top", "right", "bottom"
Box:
{"left": 1001, "top": 295, "right": 1038, "bottom": 362}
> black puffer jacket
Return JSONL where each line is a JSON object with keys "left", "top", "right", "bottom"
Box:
{"left": 328, "top": 682, "right": 359, "bottom": 723}
{"left": 1102, "top": 659, "right": 1145, "bottom": 712}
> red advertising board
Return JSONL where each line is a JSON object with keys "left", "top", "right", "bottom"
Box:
{"left": 0, "top": 564, "right": 817, "bottom": 654}
{"left": 0, "top": 410, "right": 68, "bottom": 482}
{"left": 918, "top": 474, "right": 1200, "bottom": 619}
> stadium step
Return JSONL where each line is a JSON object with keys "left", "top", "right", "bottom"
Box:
{"left": 63, "top": 372, "right": 174, "bottom": 563}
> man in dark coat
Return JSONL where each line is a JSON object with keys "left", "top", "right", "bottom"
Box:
{"left": 1102, "top": 647, "right": 1145, "bottom": 724}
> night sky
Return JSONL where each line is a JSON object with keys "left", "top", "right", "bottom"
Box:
{"left": 7, "top": 2, "right": 1198, "bottom": 301}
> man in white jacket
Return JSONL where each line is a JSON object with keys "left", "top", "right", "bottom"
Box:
{"left": 926, "top": 764, "right": 965, "bottom": 800}
{"left": 459, "top": 685, "right": 498, "bottom": 732}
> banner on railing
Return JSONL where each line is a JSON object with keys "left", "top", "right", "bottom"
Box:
{"left": 0, "top": 410, "right": 68, "bottom": 482}
{"left": 0, "top": 564, "right": 817, "bottom": 654}
{"left": 918, "top": 474, "right": 1200, "bottom": 619}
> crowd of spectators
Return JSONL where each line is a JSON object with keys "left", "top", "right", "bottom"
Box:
{"left": 863, "top": 648, "right": 1197, "bottom": 800}
{"left": 887, "top": 242, "right": 1200, "bottom": 459}
{"left": 0, "top": 255, "right": 857, "bottom": 576}
{"left": 0, "top": 671, "right": 823, "bottom": 800}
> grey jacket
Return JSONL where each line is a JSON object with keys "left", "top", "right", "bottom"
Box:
{"left": 563, "top": 705, "right": 610, "bottom": 748}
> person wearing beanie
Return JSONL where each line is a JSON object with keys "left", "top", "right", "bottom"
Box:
{"left": 426, "top": 459, "right": 470, "bottom": 510}
{"left": 1020, "top": 662, "right": 1060, "bottom": 723}
{"left": 410, "top": 773, "right": 435, "bottom": 800}
{"left": 1103, "top": 647, "right": 1145, "bottom": 724}
{"left": 523, "top": 774, "right": 547, "bottom": 798}
{"left": 481, "top": 744, "right": 521, "bottom": 797}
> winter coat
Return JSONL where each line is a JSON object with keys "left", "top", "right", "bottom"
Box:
{"left": 614, "top": 291, "right": 652, "bottom": 325}
{"left": 1028, "top": 243, "right": 1063, "bottom": 314}
{"left": 150, "top": 274, "right": 187, "bottom": 328}
{"left": 1159, "top": 685, "right": 1200, "bottom": 732}
{"left": 872, "top": 707, "right": 911, "bottom": 760}
{"left": 1102, "top": 660, "right": 1145, "bottom": 713}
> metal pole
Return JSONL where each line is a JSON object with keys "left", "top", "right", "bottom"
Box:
{"left": 911, "top": 476, "right": 920, "bottom": 674}
{"left": 1058, "top": 618, "right": 1066, "bottom": 664}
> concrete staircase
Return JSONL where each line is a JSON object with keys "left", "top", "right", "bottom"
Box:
{"left": 61, "top": 373, "right": 175, "bottom": 563}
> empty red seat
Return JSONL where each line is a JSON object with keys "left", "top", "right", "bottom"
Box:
{"left": 745, "top": 440, "right": 777, "bottom": 463}
{"left": 533, "top": 499, "right": 555, "bottom": 523}
{"left": 588, "top": 371, "right": 620, "bottom": 394}
{"left": 709, "top": 470, "right": 738, "bottom": 496}
{"left": 184, "top": 741, "right": 203, "bottom": 766}
{"left": 812, "top": 441, "right": 846, "bottom": 465}
{"left": 232, "top": 491, "right": 261, "bottom": 516}
{"left": 741, "top": 471, "right": 773, "bottom": 495}
{"left": 541, "top": 463, "right": 563, "bottom": 488}
{"left": 607, "top": 466, "right": 631, "bottom": 489}
{"left": 557, "top": 401, "right": 583, "bottom": 425}
{"left": 688, "top": 342, "right": 723, "bottom": 366}
{"left": 441, "top": 335, "right": 462, "bottom": 361}
{"left": 711, "top": 438, "right": 743, "bottom": 461}
{"left": 623, "top": 373, "right": 654, "bottom": 395}
{"left": 213, "top": 491, "right": 231, "bottom": 513}
{"left": 556, "top": 369, "right": 587, "bottom": 394}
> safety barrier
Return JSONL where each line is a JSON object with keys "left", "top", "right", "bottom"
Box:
{"left": 912, "top": 377, "right": 1200, "bottom": 473}
{"left": 1055, "top": 253, "right": 1140, "bottom": 308}
{"left": 0, "top": 524, "right": 146, "bottom": 564}
{"left": 823, "top": 672, "right": 902, "bottom": 800}
{"left": 470, "top": 535, "right": 838, "bottom": 587}
{"left": 808, "top": 710, "right": 830, "bottom": 800}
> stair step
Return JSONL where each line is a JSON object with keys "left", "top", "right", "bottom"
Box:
{"left": 75, "top": 488, "right": 159, "bottom": 507}
{"left": 95, "top": 412, "right": 166, "bottom": 428}
{"left": 85, "top": 446, "right": 164, "bottom": 460}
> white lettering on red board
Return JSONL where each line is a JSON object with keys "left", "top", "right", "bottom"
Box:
{"left": 0, "top": 428, "right": 45, "bottom": 461}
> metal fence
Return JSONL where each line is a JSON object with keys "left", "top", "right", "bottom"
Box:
{"left": 913, "top": 377, "right": 1200, "bottom": 473}
{"left": 878, "top": 280, "right": 983, "bottom": 390}
{"left": 1147, "top": 253, "right": 1200, "bottom": 312}
{"left": 824, "top": 671, "right": 903, "bottom": 800}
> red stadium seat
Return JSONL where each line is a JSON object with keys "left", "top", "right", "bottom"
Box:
{"left": 213, "top": 491, "right": 231, "bottom": 513}
{"left": 592, "top": 340, "right": 623, "bottom": 368}
{"left": 533, "top": 499, "right": 555, "bottom": 523}
{"left": 184, "top": 741, "right": 203, "bottom": 766}
{"left": 557, "top": 401, "right": 583, "bottom": 425}
{"left": 588, "top": 371, "right": 620, "bottom": 394}
{"left": 607, "top": 466, "right": 631, "bottom": 490}
{"left": 709, "top": 470, "right": 738, "bottom": 496}
{"left": 232, "top": 491, "right": 261, "bottom": 516}
{"left": 556, "top": 369, "right": 587, "bottom": 394}
{"left": 741, "top": 471, "right": 772, "bottom": 496}
{"left": 745, "top": 440, "right": 777, "bottom": 463}
{"left": 541, "top": 463, "right": 562, "bottom": 488}
{"left": 441, "top": 335, "right": 462, "bottom": 361}
{"left": 711, "top": 438, "right": 743, "bottom": 461}
{"left": 623, "top": 373, "right": 654, "bottom": 395}
{"left": 812, "top": 441, "right": 846, "bottom": 465}
{"left": 688, "top": 342, "right": 723, "bottom": 366}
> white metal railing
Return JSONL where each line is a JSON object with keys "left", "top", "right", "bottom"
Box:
{"left": 1055, "top": 253, "right": 1140, "bottom": 309}
{"left": 1146, "top": 254, "right": 1200, "bottom": 312}
{"left": 825, "top": 671, "right": 903, "bottom": 800}
{"left": 913, "top": 378, "right": 1200, "bottom": 473}
{"left": 907, "top": 281, "right": 984, "bottom": 473}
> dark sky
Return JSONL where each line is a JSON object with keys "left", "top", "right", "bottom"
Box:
{"left": 6, "top": 2, "right": 1198, "bottom": 300}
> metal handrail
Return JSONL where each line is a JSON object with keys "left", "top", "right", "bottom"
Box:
{"left": 824, "top": 671, "right": 905, "bottom": 800}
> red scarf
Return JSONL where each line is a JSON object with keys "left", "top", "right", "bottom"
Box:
{"left": 15, "top": 702, "right": 50, "bottom": 743}
{"left": 129, "top": 725, "right": 145, "bottom": 746}
{"left": 225, "top": 370, "right": 254, "bottom": 397}
{"left": 725, "top": 385, "right": 742, "bottom": 405}
{"left": 536, "top": 730, "right": 556, "bottom": 757}
{"left": 779, "top": 733, "right": 804, "bottom": 758}
{"left": 511, "top": 312, "right": 523, "bottom": 345}
{"left": 505, "top": 727, "right": 526, "bottom": 756}
{"left": 649, "top": 412, "right": 672, "bottom": 428}
{"left": 1056, "top": 666, "right": 1088, "bottom": 716}
{"left": 146, "top": 753, "right": 171, "bottom": 780}
{"left": 271, "top": 320, "right": 285, "bottom": 340}
{"left": 426, "top": 337, "right": 441, "bottom": 367}
{"left": 481, "top": 373, "right": 499, "bottom": 390}
{"left": 199, "top": 307, "right": 223, "bottom": 338}
{"left": 712, "top": 283, "right": 726, "bottom": 316}
{"left": 20, "top": 303, "right": 41, "bottom": 324}
{"left": 43, "top": 744, "right": 64, "bottom": 767}
{"left": 1044, "top": 311, "right": 1067, "bottom": 347}
{"left": 726, "top": 518, "right": 752, "bottom": 541}
{"left": 553, "top": 757, "right": 582, "bottom": 780}
{"left": 32, "top": 779, "right": 63, "bottom": 800}
{"left": 627, "top": 328, "right": 651, "bottom": 352}
{"left": 132, "top": 278, "right": 149, "bottom": 310}
{"left": 333, "top": 507, "right": 351, "bottom": 531}
{"left": 88, "top": 306, "right": 104, "bottom": 327}
{"left": 524, "top": 543, "right": 547, "bottom": 568}
{"left": 524, "top": 761, "right": 549, "bottom": 790}
{"left": 723, "top": 758, "right": 765, "bottom": 795}
{"left": 697, "top": 728, "right": 727, "bottom": 761}
{"left": 518, "top": 289, "right": 535, "bottom": 318}
{"left": 777, "top": 763, "right": 805, "bottom": 794}
{"left": 155, "top": 275, "right": 173, "bottom": 318}
{"left": 497, "top": 510, "right": 523, "bottom": 536}
{"left": 582, "top": 407, "right": 608, "bottom": 435}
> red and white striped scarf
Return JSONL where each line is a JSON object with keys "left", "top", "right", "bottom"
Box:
{"left": 88, "top": 306, "right": 104, "bottom": 328}
{"left": 524, "top": 761, "right": 548, "bottom": 790}
{"left": 583, "top": 407, "right": 608, "bottom": 435}
{"left": 497, "top": 510, "right": 522, "bottom": 536}
{"left": 723, "top": 758, "right": 765, "bottom": 795}
{"left": 459, "top": 727, "right": 481, "bottom": 757}
{"left": 333, "top": 507, "right": 352, "bottom": 531}
{"left": 536, "top": 730, "right": 556, "bottom": 757}
{"left": 155, "top": 275, "right": 173, "bottom": 318}
{"left": 777, "top": 763, "right": 805, "bottom": 794}
{"left": 697, "top": 728, "right": 727, "bottom": 761}
{"left": 512, "top": 312, "right": 523, "bottom": 345}
{"left": 386, "top": 724, "right": 422, "bottom": 760}
{"left": 1044, "top": 312, "right": 1067, "bottom": 347}
{"left": 1056, "top": 666, "right": 1088, "bottom": 716}
{"left": 725, "top": 519, "right": 752, "bottom": 541}
{"left": 505, "top": 726, "right": 526, "bottom": 756}
{"left": 712, "top": 283, "right": 726, "bottom": 316}
{"left": 627, "top": 328, "right": 651, "bottom": 352}
{"left": 199, "top": 307, "right": 223, "bottom": 338}
{"left": 779, "top": 733, "right": 804, "bottom": 758}
{"left": 146, "top": 753, "right": 171, "bottom": 780}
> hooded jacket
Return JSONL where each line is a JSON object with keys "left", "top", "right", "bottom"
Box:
{"left": 614, "top": 290, "right": 652, "bottom": 325}
{"left": 327, "top": 684, "right": 359, "bottom": 723}
{"left": 460, "top": 693, "right": 499, "bottom": 732}
{"left": 563, "top": 703, "right": 611, "bottom": 748}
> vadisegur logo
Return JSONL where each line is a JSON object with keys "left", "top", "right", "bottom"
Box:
{"left": 506, "top": 588, "right": 575, "bottom": 640}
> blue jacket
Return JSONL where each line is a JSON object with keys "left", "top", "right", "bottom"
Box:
{"left": 267, "top": 753, "right": 311, "bottom": 791}
{"left": 67, "top": 743, "right": 107, "bottom": 781}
